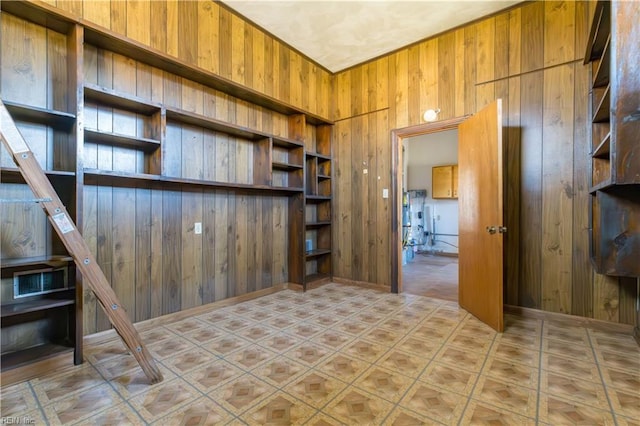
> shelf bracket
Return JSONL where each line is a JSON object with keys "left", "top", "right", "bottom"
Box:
{"left": 0, "top": 100, "right": 163, "bottom": 384}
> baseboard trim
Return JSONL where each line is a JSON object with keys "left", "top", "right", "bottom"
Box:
{"left": 1, "top": 351, "right": 76, "bottom": 388}
{"left": 305, "top": 276, "right": 332, "bottom": 290}
{"left": 84, "top": 284, "right": 288, "bottom": 347}
{"left": 332, "top": 277, "right": 390, "bottom": 292}
{"left": 505, "top": 304, "right": 635, "bottom": 335}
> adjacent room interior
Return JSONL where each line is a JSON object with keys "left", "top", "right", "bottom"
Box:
{"left": 0, "top": 0, "right": 639, "bottom": 424}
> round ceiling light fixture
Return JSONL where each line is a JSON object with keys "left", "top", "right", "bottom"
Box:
{"left": 423, "top": 108, "right": 441, "bottom": 122}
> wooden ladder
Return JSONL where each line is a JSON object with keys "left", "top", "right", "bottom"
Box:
{"left": 0, "top": 101, "right": 163, "bottom": 384}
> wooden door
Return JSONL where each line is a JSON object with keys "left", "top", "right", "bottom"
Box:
{"left": 458, "top": 100, "right": 504, "bottom": 332}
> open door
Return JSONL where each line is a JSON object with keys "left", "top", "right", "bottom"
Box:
{"left": 458, "top": 100, "right": 504, "bottom": 332}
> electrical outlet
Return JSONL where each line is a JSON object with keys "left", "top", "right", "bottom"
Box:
{"left": 382, "top": 188, "right": 389, "bottom": 198}
{"left": 194, "top": 222, "right": 202, "bottom": 235}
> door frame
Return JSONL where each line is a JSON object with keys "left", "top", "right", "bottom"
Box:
{"left": 390, "top": 116, "right": 469, "bottom": 293}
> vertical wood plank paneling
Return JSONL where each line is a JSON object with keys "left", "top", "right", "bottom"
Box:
{"left": 367, "top": 62, "right": 377, "bottom": 113}
{"left": 519, "top": 71, "right": 543, "bottom": 309}
{"left": 96, "top": 185, "right": 113, "bottom": 331}
{"left": 350, "top": 67, "right": 363, "bottom": 117}
{"left": 290, "top": 52, "right": 302, "bottom": 109}
{"left": 261, "top": 197, "right": 273, "bottom": 289}
{"left": 335, "top": 71, "right": 351, "bottom": 121}
{"left": 214, "top": 191, "right": 229, "bottom": 300}
{"left": 246, "top": 196, "right": 257, "bottom": 293}
{"left": 231, "top": 14, "right": 245, "bottom": 85}
{"left": 163, "top": 190, "right": 182, "bottom": 314}
{"left": 505, "top": 76, "right": 521, "bottom": 306}
{"left": 278, "top": 43, "right": 290, "bottom": 106}
{"left": 464, "top": 24, "right": 477, "bottom": 114}
{"left": 508, "top": 8, "right": 522, "bottom": 76}
{"left": 618, "top": 277, "right": 637, "bottom": 325}
{"left": 218, "top": 6, "right": 232, "bottom": 80}
{"left": 351, "top": 116, "right": 363, "bottom": 279}
{"left": 376, "top": 56, "right": 389, "bottom": 111}
{"left": 83, "top": 0, "right": 111, "bottom": 28}
{"left": 365, "top": 114, "right": 377, "bottom": 283}
{"left": 166, "top": 0, "right": 179, "bottom": 58}
{"left": 521, "top": 1, "right": 544, "bottom": 73}
{"left": 334, "top": 119, "right": 352, "bottom": 279}
{"left": 126, "top": 0, "right": 150, "bottom": 46}
{"left": 476, "top": 19, "right": 495, "bottom": 108}
{"left": 407, "top": 45, "right": 421, "bottom": 125}
{"left": 376, "top": 110, "right": 390, "bottom": 287}
{"left": 419, "top": 40, "right": 438, "bottom": 124}
{"left": 593, "top": 274, "right": 620, "bottom": 322}
{"left": 181, "top": 190, "right": 203, "bottom": 310}
{"left": 541, "top": 64, "right": 574, "bottom": 314}
{"left": 494, "top": 13, "right": 509, "bottom": 81}
{"left": 202, "top": 192, "right": 216, "bottom": 304}
{"left": 178, "top": 0, "right": 198, "bottom": 65}
{"left": 235, "top": 194, "right": 249, "bottom": 295}
{"left": 82, "top": 185, "right": 98, "bottom": 335}
{"left": 454, "top": 29, "right": 465, "bottom": 118}
{"left": 150, "top": 189, "right": 163, "bottom": 318}
{"left": 150, "top": 0, "right": 167, "bottom": 52}
{"left": 253, "top": 27, "right": 265, "bottom": 95}
{"left": 438, "top": 32, "right": 455, "bottom": 120}
{"left": 135, "top": 188, "right": 151, "bottom": 322}
{"left": 226, "top": 193, "right": 237, "bottom": 296}
{"left": 197, "top": 0, "right": 219, "bottom": 75}
{"left": 110, "top": 0, "right": 127, "bottom": 35}
{"left": 571, "top": 61, "right": 593, "bottom": 318}
{"left": 392, "top": 51, "right": 409, "bottom": 128}
{"left": 112, "top": 187, "right": 136, "bottom": 314}
{"left": 544, "top": 1, "right": 575, "bottom": 66}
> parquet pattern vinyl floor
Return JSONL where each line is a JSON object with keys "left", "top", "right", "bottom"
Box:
{"left": 1, "top": 283, "right": 638, "bottom": 425}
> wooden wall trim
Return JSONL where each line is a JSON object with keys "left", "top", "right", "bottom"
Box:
{"left": 390, "top": 116, "right": 469, "bottom": 292}
{"left": 333, "top": 277, "right": 391, "bottom": 293}
{"left": 505, "top": 304, "right": 635, "bottom": 335}
{"left": 83, "top": 284, "right": 288, "bottom": 346}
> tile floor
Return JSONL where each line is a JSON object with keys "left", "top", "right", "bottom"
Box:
{"left": 1, "top": 283, "right": 639, "bottom": 425}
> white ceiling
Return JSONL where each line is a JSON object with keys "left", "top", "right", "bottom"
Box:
{"left": 221, "top": 0, "right": 522, "bottom": 73}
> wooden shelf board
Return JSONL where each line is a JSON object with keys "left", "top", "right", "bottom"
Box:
{"left": 584, "top": 0, "right": 611, "bottom": 63}
{"left": 591, "top": 132, "right": 611, "bottom": 159}
{"left": 272, "top": 161, "right": 303, "bottom": 171}
{"left": 84, "top": 128, "right": 160, "bottom": 152}
{"left": 166, "top": 108, "right": 269, "bottom": 141}
{"left": 318, "top": 174, "right": 331, "bottom": 180}
{"left": 589, "top": 179, "right": 614, "bottom": 194}
{"left": 1, "top": 168, "right": 75, "bottom": 184}
{"left": 84, "top": 84, "right": 161, "bottom": 115}
{"left": 1, "top": 297, "right": 75, "bottom": 319}
{"left": 1, "top": 255, "right": 73, "bottom": 269}
{"left": 1, "top": 343, "right": 74, "bottom": 371}
{"left": 305, "top": 221, "right": 331, "bottom": 228}
{"left": 306, "top": 152, "right": 331, "bottom": 161}
{"left": 3, "top": 100, "right": 75, "bottom": 130}
{"left": 0, "top": 0, "right": 332, "bottom": 125}
{"left": 272, "top": 136, "right": 304, "bottom": 149}
{"left": 592, "top": 35, "right": 610, "bottom": 88}
{"left": 592, "top": 85, "right": 610, "bottom": 123}
{"left": 84, "top": 168, "right": 304, "bottom": 195}
{"left": 306, "top": 249, "right": 332, "bottom": 259}
{"left": 306, "top": 195, "right": 332, "bottom": 204}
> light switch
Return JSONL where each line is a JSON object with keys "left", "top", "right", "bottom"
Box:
{"left": 194, "top": 222, "right": 202, "bottom": 234}
{"left": 382, "top": 188, "right": 389, "bottom": 198}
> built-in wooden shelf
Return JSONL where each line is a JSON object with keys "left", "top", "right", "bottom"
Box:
{"left": 272, "top": 161, "right": 303, "bottom": 171}
{"left": 306, "top": 221, "right": 331, "bottom": 228}
{"left": 84, "top": 83, "right": 161, "bottom": 115}
{"left": 592, "top": 85, "right": 610, "bottom": 123}
{"left": 306, "top": 195, "right": 332, "bottom": 203}
{"left": 590, "top": 179, "right": 613, "bottom": 194}
{"left": 592, "top": 36, "right": 611, "bottom": 88}
{"left": 318, "top": 174, "right": 331, "bottom": 180}
{"left": 591, "top": 132, "right": 611, "bottom": 159}
{"left": 166, "top": 107, "right": 268, "bottom": 141}
{"left": 83, "top": 168, "right": 304, "bottom": 194}
{"left": 306, "top": 152, "right": 331, "bottom": 161}
{"left": 84, "top": 129, "right": 161, "bottom": 151}
{"left": 1, "top": 255, "right": 73, "bottom": 270}
{"left": 0, "top": 2, "right": 333, "bottom": 125}
{"left": 1, "top": 343, "right": 73, "bottom": 371}
{"left": 1, "top": 168, "right": 75, "bottom": 184}
{"left": 306, "top": 249, "right": 331, "bottom": 259}
{"left": 584, "top": 1, "right": 611, "bottom": 63}
{"left": 2, "top": 100, "right": 75, "bottom": 130}
{"left": 1, "top": 297, "right": 75, "bottom": 319}
{"left": 272, "top": 136, "right": 304, "bottom": 149}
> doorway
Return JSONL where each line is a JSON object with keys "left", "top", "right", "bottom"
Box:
{"left": 390, "top": 116, "right": 467, "bottom": 296}
{"left": 401, "top": 129, "right": 459, "bottom": 302}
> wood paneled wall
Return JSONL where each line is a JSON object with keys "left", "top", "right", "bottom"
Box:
{"left": 333, "top": 1, "right": 637, "bottom": 324}
{"left": 46, "top": 0, "right": 332, "bottom": 120}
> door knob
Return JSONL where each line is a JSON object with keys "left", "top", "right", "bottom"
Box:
{"left": 498, "top": 226, "right": 507, "bottom": 234}
{"left": 486, "top": 226, "right": 497, "bottom": 234}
